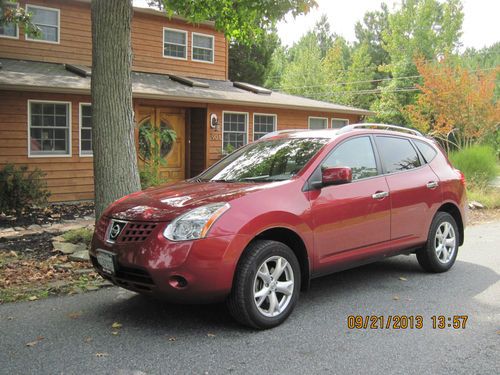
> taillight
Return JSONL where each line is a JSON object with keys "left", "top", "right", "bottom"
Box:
{"left": 455, "top": 169, "right": 466, "bottom": 187}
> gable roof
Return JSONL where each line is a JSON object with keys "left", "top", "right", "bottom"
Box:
{"left": 0, "top": 58, "right": 373, "bottom": 115}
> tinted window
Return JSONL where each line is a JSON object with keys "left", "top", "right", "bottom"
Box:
{"left": 198, "top": 138, "right": 328, "bottom": 182}
{"left": 376, "top": 137, "right": 421, "bottom": 173}
{"left": 414, "top": 140, "right": 437, "bottom": 163}
{"left": 323, "top": 137, "right": 378, "bottom": 180}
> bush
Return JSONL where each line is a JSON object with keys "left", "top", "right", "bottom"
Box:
{"left": 62, "top": 228, "right": 93, "bottom": 246}
{"left": 449, "top": 146, "right": 497, "bottom": 189}
{"left": 0, "top": 164, "right": 50, "bottom": 213}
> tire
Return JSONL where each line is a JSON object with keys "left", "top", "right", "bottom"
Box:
{"left": 227, "top": 240, "right": 301, "bottom": 329}
{"left": 416, "top": 212, "right": 459, "bottom": 273}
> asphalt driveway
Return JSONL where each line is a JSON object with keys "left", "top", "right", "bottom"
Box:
{"left": 1, "top": 221, "right": 499, "bottom": 375}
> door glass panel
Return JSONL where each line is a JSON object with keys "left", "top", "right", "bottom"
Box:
{"left": 323, "top": 136, "right": 378, "bottom": 180}
{"left": 376, "top": 137, "right": 421, "bottom": 173}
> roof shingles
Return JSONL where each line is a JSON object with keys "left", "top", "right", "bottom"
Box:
{"left": 0, "top": 58, "right": 373, "bottom": 115}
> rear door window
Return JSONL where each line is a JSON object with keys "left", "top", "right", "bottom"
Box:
{"left": 414, "top": 140, "right": 438, "bottom": 163}
{"left": 375, "top": 136, "right": 421, "bottom": 174}
{"left": 322, "top": 136, "right": 379, "bottom": 180}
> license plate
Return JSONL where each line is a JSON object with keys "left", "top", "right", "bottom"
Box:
{"left": 96, "top": 249, "right": 116, "bottom": 275}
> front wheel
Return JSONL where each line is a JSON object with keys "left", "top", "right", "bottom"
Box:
{"left": 416, "top": 212, "right": 459, "bottom": 273}
{"left": 227, "top": 240, "right": 301, "bottom": 329}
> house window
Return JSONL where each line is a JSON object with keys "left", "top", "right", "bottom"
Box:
{"left": 331, "top": 118, "right": 349, "bottom": 129}
{"left": 0, "top": 2, "right": 18, "bottom": 38}
{"left": 29, "top": 101, "right": 70, "bottom": 156}
{"left": 253, "top": 114, "right": 277, "bottom": 141}
{"left": 308, "top": 117, "right": 328, "bottom": 130}
{"left": 26, "top": 5, "right": 60, "bottom": 43}
{"left": 163, "top": 28, "right": 187, "bottom": 59}
{"left": 80, "top": 104, "right": 92, "bottom": 156}
{"left": 223, "top": 112, "right": 247, "bottom": 152}
{"left": 192, "top": 33, "right": 214, "bottom": 63}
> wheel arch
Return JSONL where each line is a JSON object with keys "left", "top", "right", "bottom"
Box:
{"left": 437, "top": 202, "right": 464, "bottom": 246}
{"left": 245, "top": 227, "right": 311, "bottom": 291}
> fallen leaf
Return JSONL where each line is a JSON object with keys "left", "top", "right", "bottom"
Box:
{"left": 9, "top": 251, "right": 18, "bottom": 257}
{"left": 167, "top": 336, "right": 177, "bottom": 342}
{"left": 399, "top": 277, "right": 408, "bottom": 281}
{"left": 207, "top": 333, "right": 216, "bottom": 337}
{"left": 7, "top": 316, "right": 14, "bottom": 320}
{"left": 68, "top": 312, "right": 81, "bottom": 319}
{"left": 28, "top": 296, "right": 38, "bottom": 301}
{"left": 111, "top": 331, "right": 119, "bottom": 336}
{"left": 393, "top": 296, "right": 400, "bottom": 300}
{"left": 26, "top": 337, "right": 44, "bottom": 347}
{"left": 95, "top": 352, "right": 109, "bottom": 357}
{"left": 111, "top": 322, "right": 122, "bottom": 329}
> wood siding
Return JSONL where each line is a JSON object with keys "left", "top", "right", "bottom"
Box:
{"left": 205, "top": 104, "right": 362, "bottom": 168}
{"left": 0, "top": 0, "right": 227, "bottom": 80}
{"left": 0, "top": 90, "right": 94, "bottom": 202}
{"left": 0, "top": 91, "right": 361, "bottom": 202}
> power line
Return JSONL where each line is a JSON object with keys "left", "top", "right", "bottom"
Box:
{"left": 270, "top": 66, "right": 499, "bottom": 91}
{"left": 263, "top": 50, "right": 500, "bottom": 81}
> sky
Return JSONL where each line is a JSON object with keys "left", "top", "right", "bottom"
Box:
{"left": 134, "top": 0, "right": 499, "bottom": 51}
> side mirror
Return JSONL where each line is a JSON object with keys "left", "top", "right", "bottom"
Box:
{"left": 322, "top": 166, "right": 352, "bottom": 186}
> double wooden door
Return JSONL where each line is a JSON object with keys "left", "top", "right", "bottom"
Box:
{"left": 136, "top": 106, "right": 185, "bottom": 182}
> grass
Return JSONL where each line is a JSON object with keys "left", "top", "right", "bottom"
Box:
{"left": 467, "top": 187, "right": 500, "bottom": 209}
{"left": 62, "top": 227, "right": 93, "bottom": 246}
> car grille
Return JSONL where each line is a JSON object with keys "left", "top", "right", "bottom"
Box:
{"left": 91, "top": 255, "right": 155, "bottom": 292}
{"left": 118, "top": 222, "right": 158, "bottom": 243}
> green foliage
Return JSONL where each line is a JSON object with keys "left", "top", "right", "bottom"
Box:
{"left": 449, "top": 146, "right": 497, "bottom": 189}
{"left": 62, "top": 228, "right": 94, "bottom": 247}
{"left": 229, "top": 30, "right": 280, "bottom": 86}
{"left": 0, "top": 164, "right": 50, "bottom": 213}
{"left": 0, "top": 0, "right": 41, "bottom": 38}
{"left": 313, "top": 14, "right": 334, "bottom": 58}
{"left": 354, "top": 3, "right": 390, "bottom": 79}
{"left": 138, "top": 123, "right": 177, "bottom": 189}
{"left": 462, "top": 42, "right": 500, "bottom": 100}
{"left": 373, "top": 0, "right": 464, "bottom": 124}
{"left": 280, "top": 32, "right": 327, "bottom": 100}
{"left": 264, "top": 45, "right": 288, "bottom": 88}
{"left": 148, "top": 0, "right": 317, "bottom": 43}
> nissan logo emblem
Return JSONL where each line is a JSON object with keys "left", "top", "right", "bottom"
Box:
{"left": 108, "top": 221, "right": 124, "bottom": 241}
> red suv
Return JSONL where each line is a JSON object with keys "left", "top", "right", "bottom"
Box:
{"left": 90, "top": 124, "right": 466, "bottom": 329}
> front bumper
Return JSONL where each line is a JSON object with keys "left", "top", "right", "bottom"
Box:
{"left": 90, "top": 222, "right": 251, "bottom": 303}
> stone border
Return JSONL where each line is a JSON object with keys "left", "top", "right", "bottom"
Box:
{"left": 0, "top": 218, "right": 95, "bottom": 240}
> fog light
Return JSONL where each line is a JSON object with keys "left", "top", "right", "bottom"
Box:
{"left": 168, "top": 275, "right": 188, "bottom": 289}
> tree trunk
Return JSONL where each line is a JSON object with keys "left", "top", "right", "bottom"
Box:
{"left": 91, "top": 0, "right": 140, "bottom": 219}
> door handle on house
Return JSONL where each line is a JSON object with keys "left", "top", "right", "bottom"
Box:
{"left": 372, "top": 191, "right": 389, "bottom": 200}
{"left": 426, "top": 181, "right": 439, "bottom": 189}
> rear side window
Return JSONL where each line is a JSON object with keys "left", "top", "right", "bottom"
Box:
{"left": 414, "top": 140, "right": 438, "bottom": 163}
{"left": 376, "top": 136, "right": 421, "bottom": 174}
{"left": 323, "top": 136, "right": 378, "bottom": 180}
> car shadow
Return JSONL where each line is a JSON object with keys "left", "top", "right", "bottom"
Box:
{"left": 88, "top": 255, "right": 499, "bottom": 333}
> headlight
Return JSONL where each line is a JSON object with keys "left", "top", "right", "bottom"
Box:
{"left": 163, "top": 202, "right": 230, "bottom": 241}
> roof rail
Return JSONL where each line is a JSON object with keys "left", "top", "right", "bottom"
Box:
{"left": 259, "top": 129, "right": 308, "bottom": 140}
{"left": 338, "top": 123, "right": 423, "bottom": 137}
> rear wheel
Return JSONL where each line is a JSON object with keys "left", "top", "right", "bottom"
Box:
{"left": 417, "top": 212, "right": 459, "bottom": 273}
{"left": 227, "top": 240, "right": 301, "bottom": 329}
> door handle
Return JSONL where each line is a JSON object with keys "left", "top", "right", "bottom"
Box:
{"left": 372, "top": 191, "right": 389, "bottom": 200}
{"left": 426, "top": 181, "right": 439, "bottom": 189}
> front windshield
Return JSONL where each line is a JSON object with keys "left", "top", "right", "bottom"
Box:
{"left": 197, "top": 138, "right": 328, "bottom": 183}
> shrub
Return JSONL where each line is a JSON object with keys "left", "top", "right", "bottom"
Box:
{"left": 449, "top": 146, "right": 497, "bottom": 189}
{"left": 62, "top": 228, "right": 93, "bottom": 246}
{"left": 0, "top": 164, "right": 50, "bottom": 213}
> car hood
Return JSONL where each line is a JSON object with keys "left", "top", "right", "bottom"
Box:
{"left": 103, "top": 180, "right": 278, "bottom": 222}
